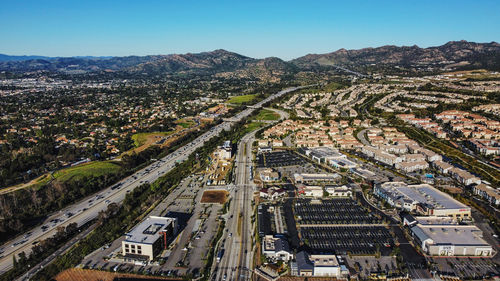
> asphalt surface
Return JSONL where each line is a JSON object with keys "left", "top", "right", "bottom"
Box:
{"left": 212, "top": 107, "right": 288, "bottom": 281}
{"left": 16, "top": 223, "right": 99, "bottom": 281}
{"left": 0, "top": 86, "right": 308, "bottom": 275}
{"left": 213, "top": 130, "right": 256, "bottom": 281}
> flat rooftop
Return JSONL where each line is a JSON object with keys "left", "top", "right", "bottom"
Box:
{"left": 310, "top": 254, "right": 340, "bottom": 267}
{"left": 295, "top": 173, "right": 341, "bottom": 180}
{"left": 308, "top": 147, "right": 343, "bottom": 159}
{"left": 412, "top": 225, "right": 490, "bottom": 246}
{"left": 125, "top": 216, "right": 176, "bottom": 245}
{"left": 382, "top": 182, "right": 469, "bottom": 210}
{"left": 415, "top": 216, "right": 458, "bottom": 225}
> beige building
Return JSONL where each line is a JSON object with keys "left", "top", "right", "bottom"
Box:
{"left": 411, "top": 224, "right": 493, "bottom": 257}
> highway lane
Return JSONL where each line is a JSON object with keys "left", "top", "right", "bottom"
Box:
{"left": 0, "top": 85, "right": 307, "bottom": 275}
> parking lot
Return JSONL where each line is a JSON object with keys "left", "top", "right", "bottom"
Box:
{"left": 300, "top": 226, "right": 394, "bottom": 255}
{"left": 257, "top": 151, "right": 306, "bottom": 168}
{"left": 430, "top": 257, "right": 499, "bottom": 279}
{"left": 294, "top": 198, "right": 380, "bottom": 225}
{"left": 79, "top": 173, "right": 222, "bottom": 278}
{"left": 345, "top": 256, "right": 400, "bottom": 279}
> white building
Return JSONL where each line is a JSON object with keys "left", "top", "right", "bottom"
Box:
{"left": 262, "top": 235, "right": 292, "bottom": 261}
{"left": 325, "top": 185, "right": 352, "bottom": 197}
{"left": 298, "top": 185, "right": 324, "bottom": 198}
{"left": 122, "top": 216, "right": 178, "bottom": 261}
{"left": 296, "top": 251, "right": 341, "bottom": 277}
{"left": 259, "top": 168, "right": 280, "bottom": 182}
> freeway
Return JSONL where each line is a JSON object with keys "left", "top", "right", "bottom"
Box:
{"left": 0, "top": 86, "right": 307, "bottom": 275}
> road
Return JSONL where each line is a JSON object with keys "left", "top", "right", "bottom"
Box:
{"left": 0, "top": 86, "right": 309, "bottom": 275}
{"left": 265, "top": 107, "right": 290, "bottom": 120}
{"left": 214, "top": 130, "right": 256, "bottom": 281}
{"left": 356, "top": 127, "right": 372, "bottom": 146}
{"left": 212, "top": 107, "right": 289, "bottom": 281}
{"left": 16, "top": 223, "right": 99, "bottom": 281}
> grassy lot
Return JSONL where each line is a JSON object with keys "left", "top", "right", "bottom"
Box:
{"left": 175, "top": 118, "right": 196, "bottom": 128}
{"left": 243, "top": 122, "right": 266, "bottom": 134}
{"left": 52, "top": 161, "right": 121, "bottom": 183}
{"left": 227, "top": 94, "right": 257, "bottom": 104}
{"left": 131, "top": 131, "right": 172, "bottom": 147}
{"left": 254, "top": 109, "right": 280, "bottom": 121}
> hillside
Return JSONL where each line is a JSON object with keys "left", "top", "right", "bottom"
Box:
{"left": 291, "top": 40, "right": 500, "bottom": 72}
{"left": 0, "top": 41, "right": 499, "bottom": 77}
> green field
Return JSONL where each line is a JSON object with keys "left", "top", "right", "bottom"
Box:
{"left": 243, "top": 122, "right": 266, "bottom": 134}
{"left": 227, "top": 94, "right": 257, "bottom": 104}
{"left": 254, "top": 109, "right": 280, "bottom": 121}
{"left": 176, "top": 119, "right": 195, "bottom": 128}
{"left": 131, "top": 131, "right": 172, "bottom": 147}
{"left": 52, "top": 161, "right": 122, "bottom": 183}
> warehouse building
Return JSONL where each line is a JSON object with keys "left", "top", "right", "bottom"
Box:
{"left": 122, "top": 216, "right": 178, "bottom": 262}
{"left": 410, "top": 223, "right": 493, "bottom": 257}
{"left": 374, "top": 182, "right": 471, "bottom": 219}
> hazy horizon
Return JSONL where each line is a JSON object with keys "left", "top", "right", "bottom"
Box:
{"left": 1, "top": 39, "right": 499, "bottom": 62}
{"left": 1, "top": 0, "right": 499, "bottom": 60}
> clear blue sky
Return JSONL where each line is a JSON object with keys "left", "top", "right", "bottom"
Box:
{"left": 1, "top": 0, "right": 499, "bottom": 60}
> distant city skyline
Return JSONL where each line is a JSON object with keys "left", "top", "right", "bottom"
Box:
{"left": 1, "top": 0, "right": 499, "bottom": 60}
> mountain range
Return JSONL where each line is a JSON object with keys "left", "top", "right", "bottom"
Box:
{"left": 1, "top": 40, "right": 499, "bottom": 79}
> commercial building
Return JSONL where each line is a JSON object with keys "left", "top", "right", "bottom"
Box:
{"left": 215, "top": 140, "right": 232, "bottom": 160}
{"left": 297, "top": 184, "right": 324, "bottom": 198}
{"left": 410, "top": 223, "right": 493, "bottom": 257}
{"left": 296, "top": 251, "right": 341, "bottom": 277}
{"left": 329, "top": 158, "right": 357, "bottom": 169}
{"left": 325, "top": 185, "right": 352, "bottom": 197}
{"left": 259, "top": 168, "right": 280, "bottom": 182}
{"left": 305, "top": 147, "right": 345, "bottom": 164}
{"left": 122, "top": 216, "right": 178, "bottom": 262}
{"left": 258, "top": 146, "right": 272, "bottom": 154}
{"left": 374, "top": 182, "right": 471, "bottom": 219}
{"left": 293, "top": 173, "right": 341, "bottom": 184}
{"left": 261, "top": 235, "right": 292, "bottom": 261}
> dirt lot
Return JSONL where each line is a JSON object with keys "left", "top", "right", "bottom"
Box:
{"left": 200, "top": 190, "right": 228, "bottom": 204}
{"left": 55, "top": 268, "right": 180, "bottom": 281}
